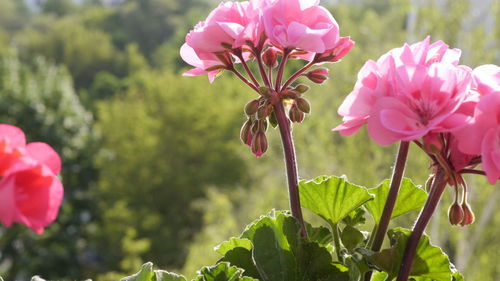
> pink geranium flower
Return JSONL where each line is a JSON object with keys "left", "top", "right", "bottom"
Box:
{"left": 0, "top": 124, "right": 63, "bottom": 234}
{"left": 455, "top": 65, "right": 500, "bottom": 184}
{"left": 333, "top": 37, "right": 466, "bottom": 143}
{"left": 262, "top": 0, "right": 340, "bottom": 53}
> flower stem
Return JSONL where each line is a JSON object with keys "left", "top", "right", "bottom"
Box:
{"left": 364, "top": 141, "right": 410, "bottom": 281}
{"left": 275, "top": 49, "right": 291, "bottom": 92}
{"left": 331, "top": 223, "right": 343, "bottom": 262}
{"left": 254, "top": 48, "right": 272, "bottom": 88}
{"left": 229, "top": 67, "right": 259, "bottom": 93}
{"left": 280, "top": 60, "right": 315, "bottom": 92}
{"left": 396, "top": 167, "right": 448, "bottom": 281}
{"left": 273, "top": 101, "right": 307, "bottom": 237}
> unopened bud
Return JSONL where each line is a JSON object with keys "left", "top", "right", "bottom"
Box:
{"left": 258, "top": 86, "right": 272, "bottom": 97}
{"left": 269, "top": 111, "right": 278, "bottom": 128}
{"left": 448, "top": 202, "right": 464, "bottom": 225}
{"left": 423, "top": 133, "right": 443, "bottom": 154}
{"left": 262, "top": 48, "right": 278, "bottom": 68}
{"left": 281, "top": 90, "right": 299, "bottom": 99}
{"left": 251, "top": 131, "right": 268, "bottom": 158}
{"left": 460, "top": 203, "right": 475, "bottom": 226}
{"left": 240, "top": 120, "right": 253, "bottom": 147}
{"left": 295, "top": 98, "right": 311, "bottom": 114}
{"left": 257, "top": 104, "right": 273, "bottom": 120}
{"left": 244, "top": 99, "right": 260, "bottom": 116}
{"left": 289, "top": 104, "right": 305, "bottom": 123}
{"left": 305, "top": 68, "right": 329, "bottom": 84}
{"left": 294, "top": 84, "right": 310, "bottom": 94}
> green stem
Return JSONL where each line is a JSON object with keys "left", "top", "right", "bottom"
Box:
{"left": 331, "top": 223, "right": 343, "bottom": 262}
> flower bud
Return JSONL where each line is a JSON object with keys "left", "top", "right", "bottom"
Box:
{"left": 448, "top": 202, "right": 464, "bottom": 226}
{"left": 258, "top": 86, "right": 272, "bottom": 97}
{"left": 305, "top": 68, "right": 329, "bottom": 84}
{"left": 294, "top": 84, "right": 310, "bottom": 94}
{"left": 295, "top": 98, "right": 311, "bottom": 114}
{"left": 281, "top": 90, "right": 299, "bottom": 99}
{"left": 257, "top": 104, "right": 272, "bottom": 120}
{"left": 423, "top": 133, "right": 443, "bottom": 154}
{"left": 244, "top": 99, "right": 260, "bottom": 116}
{"left": 269, "top": 111, "right": 278, "bottom": 128}
{"left": 251, "top": 131, "right": 268, "bottom": 158}
{"left": 262, "top": 48, "right": 278, "bottom": 68}
{"left": 289, "top": 104, "right": 305, "bottom": 123}
{"left": 460, "top": 203, "right": 475, "bottom": 226}
{"left": 240, "top": 120, "right": 253, "bottom": 147}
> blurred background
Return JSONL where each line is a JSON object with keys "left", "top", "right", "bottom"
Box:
{"left": 0, "top": 0, "right": 498, "bottom": 280}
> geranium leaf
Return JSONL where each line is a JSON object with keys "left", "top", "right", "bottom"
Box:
{"left": 299, "top": 176, "right": 374, "bottom": 225}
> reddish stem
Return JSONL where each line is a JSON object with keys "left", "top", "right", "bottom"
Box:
{"left": 229, "top": 67, "right": 259, "bottom": 93}
{"left": 275, "top": 49, "right": 291, "bottom": 92}
{"left": 280, "top": 60, "right": 315, "bottom": 92}
{"left": 396, "top": 167, "right": 448, "bottom": 281}
{"left": 273, "top": 101, "right": 307, "bottom": 237}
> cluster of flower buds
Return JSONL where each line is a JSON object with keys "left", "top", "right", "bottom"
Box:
{"left": 181, "top": 0, "right": 354, "bottom": 158}
{"left": 334, "top": 37, "right": 500, "bottom": 226}
{"left": 240, "top": 97, "right": 271, "bottom": 158}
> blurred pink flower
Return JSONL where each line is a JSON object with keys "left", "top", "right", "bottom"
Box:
{"left": 0, "top": 124, "right": 63, "bottom": 234}
{"left": 262, "top": 0, "right": 340, "bottom": 53}
{"left": 456, "top": 93, "right": 500, "bottom": 184}
{"left": 180, "top": 43, "right": 226, "bottom": 83}
{"left": 333, "top": 37, "right": 466, "bottom": 143}
{"left": 471, "top": 64, "right": 500, "bottom": 96}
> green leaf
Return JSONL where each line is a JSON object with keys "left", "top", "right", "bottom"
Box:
{"left": 365, "top": 228, "right": 454, "bottom": 281}
{"left": 365, "top": 178, "right": 427, "bottom": 224}
{"left": 341, "top": 225, "right": 365, "bottom": 252}
{"left": 194, "top": 262, "right": 258, "bottom": 281}
{"left": 342, "top": 208, "right": 367, "bottom": 227}
{"left": 306, "top": 224, "right": 333, "bottom": 246}
{"left": 371, "top": 271, "right": 388, "bottom": 281}
{"left": 121, "top": 262, "right": 187, "bottom": 281}
{"left": 155, "top": 271, "right": 188, "bottom": 281}
{"left": 216, "top": 238, "right": 253, "bottom": 256}
{"left": 240, "top": 210, "right": 350, "bottom": 281}
{"left": 215, "top": 238, "right": 259, "bottom": 278}
{"left": 121, "top": 262, "right": 155, "bottom": 281}
{"left": 299, "top": 176, "right": 374, "bottom": 225}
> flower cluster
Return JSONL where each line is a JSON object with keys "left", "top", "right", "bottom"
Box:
{"left": 0, "top": 124, "right": 63, "bottom": 234}
{"left": 181, "top": 0, "right": 353, "bottom": 157}
{"left": 334, "top": 37, "right": 500, "bottom": 226}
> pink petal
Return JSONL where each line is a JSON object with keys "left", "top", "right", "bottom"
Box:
{"left": 26, "top": 142, "right": 62, "bottom": 175}
{"left": 0, "top": 124, "right": 26, "bottom": 148}
{"left": 482, "top": 128, "right": 500, "bottom": 184}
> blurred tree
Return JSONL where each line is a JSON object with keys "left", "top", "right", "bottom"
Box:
{"left": 0, "top": 49, "right": 96, "bottom": 280}
{"left": 93, "top": 70, "right": 250, "bottom": 277}
{"left": 41, "top": 0, "right": 76, "bottom": 16}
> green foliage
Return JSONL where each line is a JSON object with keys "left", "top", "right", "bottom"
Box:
{"left": 365, "top": 228, "right": 456, "bottom": 281}
{"left": 94, "top": 71, "right": 250, "bottom": 272}
{"left": 299, "top": 176, "right": 374, "bottom": 226}
{"left": 365, "top": 178, "right": 428, "bottom": 224}
{"left": 193, "top": 263, "right": 257, "bottom": 281}
{"left": 121, "top": 262, "right": 187, "bottom": 281}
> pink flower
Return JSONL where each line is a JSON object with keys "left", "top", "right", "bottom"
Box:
{"left": 455, "top": 92, "right": 500, "bottom": 183}
{"left": 262, "top": 0, "right": 340, "bottom": 53}
{"left": 0, "top": 124, "right": 63, "bottom": 234}
{"left": 316, "top": 36, "right": 355, "bottom": 63}
{"left": 185, "top": 1, "right": 262, "bottom": 53}
{"left": 333, "top": 37, "right": 465, "bottom": 142}
{"left": 180, "top": 43, "right": 226, "bottom": 83}
{"left": 471, "top": 64, "right": 500, "bottom": 96}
